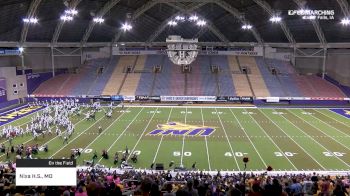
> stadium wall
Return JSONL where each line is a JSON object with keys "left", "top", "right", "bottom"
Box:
{"left": 0, "top": 67, "right": 27, "bottom": 100}
{"left": 23, "top": 48, "right": 81, "bottom": 72}
{"left": 0, "top": 56, "right": 21, "bottom": 67}
{"left": 326, "top": 49, "right": 350, "bottom": 86}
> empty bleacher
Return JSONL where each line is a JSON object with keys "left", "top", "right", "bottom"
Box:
{"left": 88, "top": 56, "right": 119, "bottom": 96}
{"left": 199, "top": 56, "right": 218, "bottom": 96}
{"left": 70, "top": 58, "right": 108, "bottom": 96}
{"left": 228, "top": 56, "right": 241, "bottom": 73}
{"left": 32, "top": 55, "right": 347, "bottom": 98}
{"left": 33, "top": 74, "right": 70, "bottom": 95}
{"left": 211, "top": 56, "right": 236, "bottom": 96}
{"left": 102, "top": 56, "right": 137, "bottom": 95}
{"left": 135, "top": 55, "right": 162, "bottom": 95}
{"left": 238, "top": 56, "right": 270, "bottom": 97}
{"left": 255, "top": 57, "right": 286, "bottom": 97}
{"left": 186, "top": 59, "right": 202, "bottom": 96}
{"left": 232, "top": 74, "right": 253, "bottom": 96}
{"left": 119, "top": 55, "right": 146, "bottom": 96}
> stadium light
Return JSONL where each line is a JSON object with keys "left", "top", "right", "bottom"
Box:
{"left": 196, "top": 20, "right": 206, "bottom": 27}
{"left": 168, "top": 20, "right": 178, "bottom": 26}
{"left": 60, "top": 15, "right": 73, "bottom": 22}
{"left": 189, "top": 15, "right": 199, "bottom": 21}
{"left": 242, "top": 24, "right": 252, "bottom": 30}
{"left": 18, "top": 47, "right": 24, "bottom": 53}
{"left": 65, "top": 9, "right": 78, "bottom": 16}
{"left": 175, "top": 15, "right": 185, "bottom": 21}
{"left": 121, "top": 22, "right": 132, "bottom": 31}
{"left": 269, "top": 16, "right": 282, "bottom": 23}
{"left": 341, "top": 18, "right": 350, "bottom": 26}
{"left": 93, "top": 17, "right": 105, "bottom": 24}
{"left": 23, "top": 17, "right": 38, "bottom": 24}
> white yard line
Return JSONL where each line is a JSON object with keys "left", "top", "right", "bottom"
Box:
{"left": 276, "top": 109, "right": 350, "bottom": 168}
{"left": 50, "top": 115, "right": 105, "bottom": 158}
{"left": 201, "top": 108, "right": 212, "bottom": 171}
{"left": 80, "top": 110, "right": 128, "bottom": 152}
{"left": 214, "top": 108, "right": 240, "bottom": 171}
{"left": 288, "top": 110, "right": 350, "bottom": 151}
{"left": 204, "top": 136, "right": 211, "bottom": 171}
{"left": 152, "top": 107, "right": 173, "bottom": 163}
{"left": 260, "top": 109, "right": 326, "bottom": 170}
{"left": 316, "top": 109, "right": 350, "bottom": 128}
{"left": 303, "top": 109, "right": 350, "bottom": 137}
{"left": 201, "top": 108, "right": 211, "bottom": 171}
{"left": 127, "top": 107, "right": 159, "bottom": 160}
{"left": 97, "top": 108, "right": 145, "bottom": 163}
{"left": 180, "top": 134, "right": 185, "bottom": 167}
{"left": 228, "top": 108, "right": 267, "bottom": 168}
{"left": 244, "top": 108, "right": 298, "bottom": 170}
{"left": 180, "top": 107, "right": 188, "bottom": 167}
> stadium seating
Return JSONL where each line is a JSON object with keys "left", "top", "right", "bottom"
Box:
{"left": 186, "top": 59, "right": 202, "bottom": 96}
{"left": 255, "top": 57, "right": 286, "bottom": 97}
{"left": 102, "top": 56, "right": 137, "bottom": 95}
{"left": 227, "top": 55, "right": 241, "bottom": 73}
{"left": 119, "top": 55, "right": 146, "bottom": 96}
{"left": 265, "top": 58, "right": 296, "bottom": 74}
{"left": 153, "top": 57, "right": 184, "bottom": 96}
{"left": 88, "top": 56, "right": 120, "bottom": 96}
{"left": 33, "top": 55, "right": 347, "bottom": 98}
{"left": 210, "top": 56, "right": 236, "bottom": 96}
{"left": 70, "top": 58, "right": 109, "bottom": 96}
{"left": 232, "top": 74, "right": 253, "bottom": 96}
{"left": 33, "top": 74, "right": 70, "bottom": 95}
{"left": 199, "top": 56, "right": 218, "bottom": 96}
{"left": 135, "top": 55, "right": 162, "bottom": 95}
{"left": 238, "top": 56, "right": 270, "bottom": 97}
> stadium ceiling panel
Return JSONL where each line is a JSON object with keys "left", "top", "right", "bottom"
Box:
{"left": 0, "top": 0, "right": 350, "bottom": 45}
{"left": 19, "top": 0, "right": 41, "bottom": 44}
{"left": 214, "top": 0, "right": 264, "bottom": 44}
{"left": 80, "top": 0, "right": 121, "bottom": 45}
{"left": 161, "top": 2, "right": 230, "bottom": 43}
{"left": 252, "top": 0, "right": 295, "bottom": 44}
{"left": 51, "top": 0, "right": 82, "bottom": 44}
{"left": 293, "top": 0, "right": 327, "bottom": 45}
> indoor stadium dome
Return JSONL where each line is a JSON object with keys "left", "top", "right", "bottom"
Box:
{"left": 0, "top": 0, "right": 349, "bottom": 195}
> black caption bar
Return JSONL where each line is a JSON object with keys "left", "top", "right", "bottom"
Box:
{"left": 16, "top": 159, "right": 76, "bottom": 168}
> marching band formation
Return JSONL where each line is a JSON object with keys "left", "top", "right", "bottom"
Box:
{"left": 0, "top": 99, "right": 137, "bottom": 168}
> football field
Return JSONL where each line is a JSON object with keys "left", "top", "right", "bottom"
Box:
{"left": 1, "top": 106, "right": 350, "bottom": 172}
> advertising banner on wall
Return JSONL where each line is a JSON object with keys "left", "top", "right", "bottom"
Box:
{"left": 0, "top": 78, "right": 7, "bottom": 103}
{"left": 160, "top": 96, "right": 216, "bottom": 102}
